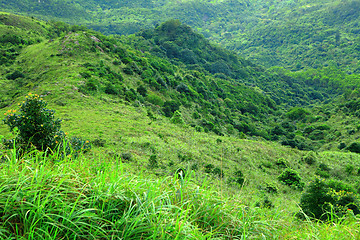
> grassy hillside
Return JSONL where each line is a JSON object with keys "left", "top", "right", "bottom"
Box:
{"left": 1, "top": 12, "right": 360, "bottom": 151}
{"left": 2, "top": 96, "right": 360, "bottom": 239}
{"left": 1, "top": 12, "right": 360, "bottom": 239}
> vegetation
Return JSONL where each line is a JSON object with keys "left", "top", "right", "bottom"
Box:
{"left": 3, "top": 93, "right": 63, "bottom": 151}
{"left": 0, "top": 4, "right": 360, "bottom": 238}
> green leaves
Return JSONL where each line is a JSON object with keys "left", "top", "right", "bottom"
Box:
{"left": 3, "top": 93, "right": 63, "bottom": 151}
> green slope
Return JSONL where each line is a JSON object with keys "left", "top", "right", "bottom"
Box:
{"left": 2, "top": 13, "right": 360, "bottom": 152}
{"left": 1, "top": 0, "right": 359, "bottom": 72}
{"left": 1, "top": 12, "right": 360, "bottom": 239}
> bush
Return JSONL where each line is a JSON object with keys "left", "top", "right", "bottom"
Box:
{"left": 275, "top": 158, "right": 288, "bottom": 168}
{"left": 3, "top": 93, "right": 64, "bottom": 152}
{"left": 204, "top": 164, "right": 214, "bottom": 173}
{"left": 300, "top": 178, "right": 360, "bottom": 220}
{"left": 170, "top": 110, "right": 184, "bottom": 124}
{"left": 286, "top": 107, "right": 309, "bottom": 121}
{"left": 121, "top": 152, "right": 133, "bottom": 162}
{"left": 6, "top": 70, "right": 25, "bottom": 80}
{"left": 338, "top": 142, "right": 346, "bottom": 150}
{"left": 149, "top": 154, "right": 158, "bottom": 167}
{"left": 346, "top": 142, "right": 360, "bottom": 153}
{"left": 213, "top": 167, "right": 224, "bottom": 178}
{"left": 92, "top": 138, "right": 106, "bottom": 147}
{"left": 262, "top": 182, "right": 279, "bottom": 194}
{"left": 303, "top": 152, "right": 317, "bottom": 165}
{"left": 230, "top": 170, "right": 245, "bottom": 186}
{"left": 278, "top": 168, "right": 304, "bottom": 190}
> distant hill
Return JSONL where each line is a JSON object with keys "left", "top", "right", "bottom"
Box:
{"left": 1, "top": 0, "right": 359, "bottom": 72}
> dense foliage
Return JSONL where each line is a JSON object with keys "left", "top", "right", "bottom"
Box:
{"left": 3, "top": 93, "right": 63, "bottom": 151}
{"left": 2, "top": 0, "right": 359, "bottom": 73}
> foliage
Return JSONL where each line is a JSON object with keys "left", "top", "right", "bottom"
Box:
{"left": 278, "top": 168, "right": 304, "bottom": 190}
{"left": 3, "top": 93, "right": 63, "bottom": 151}
{"left": 228, "top": 170, "right": 245, "bottom": 186}
{"left": 170, "top": 110, "right": 184, "bottom": 124}
{"left": 303, "top": 151, "right": 317, "bottom": 165}
{"left": 300, "top": 178, "right": 360, "bottom": 220}
{"left": 346, "top": 142, "right": 360, "bottom": 154}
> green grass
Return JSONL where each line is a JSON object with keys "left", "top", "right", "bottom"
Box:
{"left": 2, "top": 95, "right": 360, "bottom": 239}
{"left": 1, "top": 141, "right": 360, "bottom": 239}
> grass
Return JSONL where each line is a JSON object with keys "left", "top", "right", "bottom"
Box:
{"left": 1, "top": 142, "right": 360, "bottom": 239}
{"left": 1, "top": 95, "right": 360, "bottom": 239}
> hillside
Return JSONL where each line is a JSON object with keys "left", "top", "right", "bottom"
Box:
{"left": 1, "top": 0, "right": 359, "bottom": 72}
{"left": 2, "top": 12, "right": 360, "bottom": 151}
{"left": 1, "top": 12, "right": 360, "bottom": 239}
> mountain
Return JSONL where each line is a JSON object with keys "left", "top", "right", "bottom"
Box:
{"left": 1, "top": 11, "right": 360, "bottom": 240}
{"left": 1, "top": 11, "right": 360, "bottom": 152}
{"left": 1, "top": 0, "right": 359, "bottom": 72}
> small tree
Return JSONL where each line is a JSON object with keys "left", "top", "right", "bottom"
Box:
{"left": 3, "top": 93, "right": 64, "bottom": 152}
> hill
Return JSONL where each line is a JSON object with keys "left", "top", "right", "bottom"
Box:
{"left": 1, "top": 12, "right": 360, "bottom": 239}
{"left": 1, "top": 12, "right": 360, "bottom": 151}
{"left": 1, "top": 0, "right": 359, "bottom": 72}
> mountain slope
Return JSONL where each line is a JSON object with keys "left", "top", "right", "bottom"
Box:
{"left": 1, "top": 0, "right": 359, "bottom": 72}
{"left": 1, "top": 12, "right": 360, "bottom": 240}
{"left": 2, "top": 13, "right": 360, "bottom": 153}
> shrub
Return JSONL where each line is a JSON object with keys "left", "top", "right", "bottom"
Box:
{"left": 286, "top": 107, "right": 309, "bottom": 121}
{"left": 316, "top": 163, "right": 331, "bottom": 178}
{"left": 177, "top": 152, "right": 192, "bottom": 162}
{"left": 275, "top": 158, "right": 288, "bottom": 168}
{"left": 149, "top": 154, "right": 158, "bottom": 167}
{"left": 233, "top": 170, "right": 245, "bottom": 185}
{"left": 264, "top": 182, "right": 279, "bottom": 194}
{"left": 92, "top": 138, "right": 106, "bottom": 147}
{"left": 137, "top": 85, "right": 148, "bottom": 97}
{"left": 146, "top": 93, "right": 164, "bottom": 106}
{"left": 69, "top": 136, "right": 91, "bottom": 153}
{"left": 346, "top": 164, "right": 355, "bottom": 175}
{"left": 303, "top": 151, "right": 317, "bottom": 165}
{"left": 346, "top": 142, "right": 360, "bottom": 153}
{"left": 227, "top": 170, "right": 245, "bottom": 186}
{"left": 170, "top": 110, "right": 184, "bottom": 124}
{"left": 204, "top": 164, "right": 214, "bottom": 173}
{"left": 278, "top": 168, "right": 304, "bottom": 190}
{"left": 338, "top": 142, "right": 346, "bottom": 150}
{"left": 213, "top": 167, "right": 224, "bottom": 178}
{"left": 255, "top": 196, "right": 274, "bottom": 209}
{"left": 300, "top": 178, "right": 360, "bottom": 220}
{"left": 3, "top": 93, "right": 64, "bottom": 152}
{"left": 121, "top": 152, "right": 133, "bottom": 162}
{"left": 6, "top": 70, "right": 25, "bottom": 80}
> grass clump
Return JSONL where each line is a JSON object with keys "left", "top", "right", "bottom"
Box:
{"left": 0, "top": 150, "right": 279, "bottom": 240}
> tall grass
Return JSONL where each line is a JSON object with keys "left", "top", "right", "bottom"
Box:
{"left": 0, "top": 147, "right": 279, "bottom": 240}
{"left": 1, "top": 146, "right": 360, "bottom": 239}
